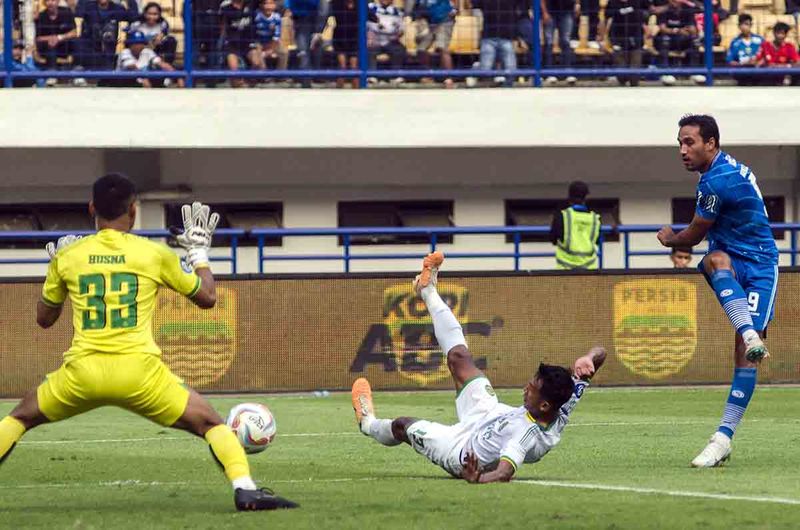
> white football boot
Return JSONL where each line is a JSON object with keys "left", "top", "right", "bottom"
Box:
{"left": 691, "top": 432, "right": 732, "bottom": 468}
{"left": 742, "top": 329, "right": 769, "bottom": 363}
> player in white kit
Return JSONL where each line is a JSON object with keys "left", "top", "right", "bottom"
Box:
{"left": 351, "top": 251, "right": 606, "bottom": 483}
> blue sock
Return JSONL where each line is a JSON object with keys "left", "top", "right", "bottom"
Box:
{"left": 710, "top": 270, "right": 755, "bottom": 335}
{"left": 718, "top": 367, "right": 757, "bottom": 439}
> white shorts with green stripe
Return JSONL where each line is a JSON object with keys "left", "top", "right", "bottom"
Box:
{"left": 406, "top": 377, "right": 514, "bottom": 477}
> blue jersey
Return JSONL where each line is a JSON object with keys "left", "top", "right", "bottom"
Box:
{"left": 254, "top": 11, "right": 282, "bottom": 43}
{"left": 695, "top": 151, "right": 778, "bottom": 264}
{"left": 726, "top": 34, "right": 763, "bottom": 64}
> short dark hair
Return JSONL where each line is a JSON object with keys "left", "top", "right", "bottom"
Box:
{"left": 678, "top": 114, "right": 720, "bottom": 148}
{"left": 536, "top": 363, "right": 575, "bottom": 410}
{"left": 671, "top": 246, "right": 693, "bottom": 255}
{"left": 568, "top": 181, "right": 589, "bottom": 202}
{"left": 774, "top": 22, "right": 791, "bottom": 34}
{"left": 738, "top": 13, "right": 752, "bottom": 24}
{"left": 92, "top": 173, "right": 137, "bottom": 220}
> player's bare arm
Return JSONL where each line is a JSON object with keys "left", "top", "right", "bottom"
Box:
{"left": 35, "top": 301, "right": 62, "bottom": 329}
{"left": 190, "top": 267, "right": 217, "bottom": 309}
{"left": 462, "top": 453, "right": 515, "bottom": 484}
{"left": 574, "top": 346, "right": 607, "bottom": 380}
{"left": 657, "top": 214, "right": 714, "bottom": 248}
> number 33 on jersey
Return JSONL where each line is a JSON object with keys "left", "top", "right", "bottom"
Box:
{"left": 41, "top": 229, "right": 202, "bottom": 361}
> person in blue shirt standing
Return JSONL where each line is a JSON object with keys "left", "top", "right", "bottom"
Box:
{"left": 657, "top": 114, "right": 778, "bottom": 468}
{"left": 726, "top": 13, "right": 763, "bottom": 86}
{"left": 411, "top": 0, "right": 457, "bottom": 88}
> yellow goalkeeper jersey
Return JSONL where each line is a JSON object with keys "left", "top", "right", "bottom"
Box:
{"left": 41, "top": 229, "right": 201, "bottom": 360}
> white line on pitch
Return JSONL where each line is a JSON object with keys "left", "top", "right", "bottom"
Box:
{"left": 0, "top": 477, "right": 384, "bottom": 491}
{"left": 516, "top": 480, "right": 800, "bottom": 506}
{"left": 18, "top": 432, "right": 362, "bottom": 445}
{"left": 5, "top": 477, "right": 800, "bottom": 507}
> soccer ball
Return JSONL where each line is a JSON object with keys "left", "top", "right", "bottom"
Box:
{"left": 226, "top": 403, "right": 277, "bottom": 454}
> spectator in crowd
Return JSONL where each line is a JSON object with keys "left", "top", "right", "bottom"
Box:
{"left": 35, "top": 0, "right": 78, "bottom": 80}
{"left": 473, "top": 0, "right": 525, "bottom": 86}
{"left": 192, "top": 0, "right": 222, "bottom": 70}
{"left": 332, "top": 0, "right": 359, "bottom": 88}
{"left": 541, "top": 0, "right": 578, "bottom": 85}
{"left": 572, "top": 0, "right": 601, "bottom": 49}
{"left": 756, "top": 21, "right": 799, "bottom": 85}
{"left": 128, "top": 2, "right": 178, "bottom": 65}
{"left": 254, "top": 0, "right": 283, "bottom": 69}
{"left": 115, "top": 29, "right": 183, "bottom": 87}
{"left": 670, "top": 246, "right": 693, "bottom": 268}
{"left": 2, "top": 41, "right": 44, "bottom": 87}
{"left": 727, "top": 13, "right": 763, "bottom": 85}
{"left": 220, "top": 0, "right": 259, "bottom": 87}
{"left": 549, "top": 181, "right": 601, "bottom": 270}
{"left": 287, "top": 0, "right": 329, "bottom": 87}
{"left": 604, "top": 0, "right": 647, "bottom": 86}
{"left": 655, "top": 0, "right": 699, "bottom": 85}
{"left": 367, "top": 0, "right": 406, "bottom": 81}
{"left": 411, "top": 0, "right": 457, "bottom": 88}
{"left": 75, "top": 0, "right": 139, "bottom": 70}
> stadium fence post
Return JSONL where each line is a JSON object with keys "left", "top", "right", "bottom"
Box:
{"left": 598, "top": 232, "right": 604, "bottom": 269}
{"left": 230, "top": 233, "right": 238, "bottom": 273}
{"left": 791, "top": 228, "right": 797, "bottom": 266}
{"left": 513, "top": 232, "right": 521, "bottom": 271}
{"left": 3, "top": 0, "right": 12, "bottom": 88}
{"left": 184, "top": 0, "right": 194, "bottom": 88}
{"left": 623, "top": 230, "right": 630, "bottom": 269}
{"left": 357, "top": 0, "right": 368, "bottom": 88}
{"left": 531, "top": 0, "right": 542, "bottom": 87}
{"left": 343, "top": 234, "right": 351, "bottom": 272}
{"left": 257, "top": 235, "right": 265, "bottom": 273}
{"left": 703, "top": 0, "right": 714, "bottom": 86}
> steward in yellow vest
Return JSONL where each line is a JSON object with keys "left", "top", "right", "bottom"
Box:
{"left": 550, "top": 181, "right": 601, "bottom": 270}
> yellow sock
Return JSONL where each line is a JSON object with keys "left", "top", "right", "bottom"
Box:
{"left": 0, "top": 416, "right": 26, "bottom": 464}
{"left": 205, "top": 424, "right": 251, "bottom": 482}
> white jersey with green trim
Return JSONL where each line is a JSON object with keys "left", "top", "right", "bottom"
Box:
{"left": 463, "top": 379, "right": 587, "bottom": 472}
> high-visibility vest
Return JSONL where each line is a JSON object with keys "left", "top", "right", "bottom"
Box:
{"left": 555, "top": 207, "right": 601, "bottom": 270}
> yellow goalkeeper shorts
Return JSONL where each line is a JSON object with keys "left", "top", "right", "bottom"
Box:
{"left": 37, "top": 353, "right": 190, "bottom": 427}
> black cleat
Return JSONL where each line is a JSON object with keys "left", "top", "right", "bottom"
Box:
{"left": 235, "top": 488, "right": 299, "bottom": 511}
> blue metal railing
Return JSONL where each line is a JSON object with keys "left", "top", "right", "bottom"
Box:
{"left": 0, "top": 229, "right": 245, "bottom": 272}
{"left": 251, "top": 226, "right": 608, "bottom": 273}
{"left": 620, "top": 223, "right": 800, "bottom": 268}
{"left": 1, "top": 223, "right": 799, "bottom": 272}
{"left": 5, "top": 0, "right": 799, "bottom": 88}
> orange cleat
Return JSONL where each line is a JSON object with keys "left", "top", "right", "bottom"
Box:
{"left": 412, "top": 251, "right": 445, "bottom": 294}
{"left": 351, "top": 377, "right": 375, "bottom": 429}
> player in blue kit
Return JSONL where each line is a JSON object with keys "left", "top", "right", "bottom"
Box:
{"left": 657, "top": 114, "right": 779, "bottom": 468}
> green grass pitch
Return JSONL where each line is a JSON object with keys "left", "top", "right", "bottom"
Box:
{"left": 1, "top": 386, "right": 799, "bottom": 530}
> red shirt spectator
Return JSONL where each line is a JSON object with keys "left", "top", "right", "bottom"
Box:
{"left": 756, "top": 22, "right": 799, "bottom": 66}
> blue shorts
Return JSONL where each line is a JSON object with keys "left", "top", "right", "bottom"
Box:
{"left": 699, "top": 254, "right": 779, "bottom": 332}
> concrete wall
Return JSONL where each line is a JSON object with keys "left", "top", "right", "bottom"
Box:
{"left": 1, "top": 88, "right": 799, "bottom": 276}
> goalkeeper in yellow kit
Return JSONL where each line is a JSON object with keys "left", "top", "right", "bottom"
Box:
{"left": 0, "top": 174, "right": 297, "bottom": 511}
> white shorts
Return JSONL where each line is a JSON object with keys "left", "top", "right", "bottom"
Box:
{"left": 407, "top": 376, "right": 509, "bottom": 477}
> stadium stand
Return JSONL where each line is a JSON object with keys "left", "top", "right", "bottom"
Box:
{"left": 1, "top": 0, "right": 799, "bottom": 86}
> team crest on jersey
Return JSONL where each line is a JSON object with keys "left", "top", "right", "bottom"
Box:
{"left": 350, "top": 283, "right": 502, "bottom": 387}
{"left": 612, "top": 279, "right": 697, "bottom": 379}
{"left": 155, "top": 288, "right": 237, "bottom": 388}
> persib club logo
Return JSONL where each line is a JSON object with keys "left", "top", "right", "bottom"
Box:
{"left": 350, "top": 283, "right": 501, "bottom": 386}
{"left": 613, "top": 279, "right": 697, "bottom": 379}
{"left": 155, "top": 287, "right": 237, "bottom": 388}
